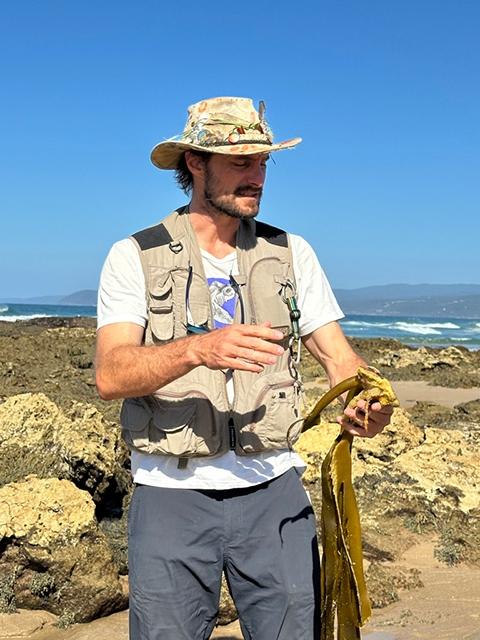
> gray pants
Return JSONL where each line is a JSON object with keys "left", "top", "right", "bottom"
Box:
{"left": 128, "top": 468, "right": 320, "bottom": 640}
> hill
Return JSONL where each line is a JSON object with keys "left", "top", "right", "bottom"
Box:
{"left": 335, "top": 286, "right": 480, "bottom": 318}
{"left": 59, "top": 290, "right": 97, "bottom": 305}
{"left": 2, "top": 285, "right": 480, "bottom": 317}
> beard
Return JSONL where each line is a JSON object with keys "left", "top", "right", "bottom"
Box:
{"left": 203, "top": 166, "right": 263, "bottom": 220}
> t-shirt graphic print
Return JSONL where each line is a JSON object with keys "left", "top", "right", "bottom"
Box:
{"left": 208, "top": 278, "right": 237, "bottom": 328}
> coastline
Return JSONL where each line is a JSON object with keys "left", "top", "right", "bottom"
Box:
{"left": 0, "top": 317, "right": 479, "bottom": 639}
{"left": 2, "top": 305, "right": 480, "bottom": 351}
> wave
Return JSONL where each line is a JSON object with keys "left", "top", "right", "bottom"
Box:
{"left": 343, "top": 319, "right": 461, "bottom": 334}
{"left": 416, "top": 322, "right": 460, "bottom": 329}
{"left": 342, "top": 320, "right": 390, "bottom": 328}
{"left": 344, "top": 319, "right": 461, "bottom": 329}
{"left": 393, "top": 321, "right": 460, "bottom": 331}
{"left": 0, "top": 305, "right": 8, "bottom": 313}
{"left": 395, "top": 322, "right": 442, "bottom": 335}
{"left": 0, "top": 314, "right": 50, "bottom": 323}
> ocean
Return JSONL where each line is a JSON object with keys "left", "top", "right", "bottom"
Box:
{"left": 340, "top": 314, "right": 480, "bottom": 350}
{"left": 1, "top": 304, "right": 479, "bottom": 350}
{"left": 0, "top": 303, "right": 97, "bottom": 323}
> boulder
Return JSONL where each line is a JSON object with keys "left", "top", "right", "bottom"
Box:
{"left": 0, "top": 608, "right": 58, "bottom": 637}
{"left": 376, "top": 346, "right": 467, "bottom": 370}
{"left": 218, "top": 577, "right": 238, "bottom": 625}
{"left": 0, "top": 393, "right": 130, "bottom": 507}
{"left": 0, "top": 476, "right": 128, "bottom": 622}
{"left": 295, "top": 407, "right": 424, "bottom": 484}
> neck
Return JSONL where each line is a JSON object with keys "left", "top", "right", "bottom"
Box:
{"left": 187, "top": 193, "right": 240, "bottom": 258}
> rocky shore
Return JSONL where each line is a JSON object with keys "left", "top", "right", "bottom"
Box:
{"left": 1, "top": 318, "right": 479, "bottom": 639}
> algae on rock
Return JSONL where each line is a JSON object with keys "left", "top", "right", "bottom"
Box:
{"left": 0, "top": 476, "right": 128, "bottom": 622}
{"left": 0, "top": 392, "right": 130, "bottom": 506}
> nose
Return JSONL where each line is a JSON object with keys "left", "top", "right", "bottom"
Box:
{"left": 247, "top": 160, "right": 266, "bottom": 187}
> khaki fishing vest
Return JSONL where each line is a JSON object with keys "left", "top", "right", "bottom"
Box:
{"left": 120, "top": 207, "right": 303, "bottom": 457}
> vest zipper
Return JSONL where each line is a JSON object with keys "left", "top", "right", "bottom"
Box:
{"left": 228, "top": 274, "right": 245, "bottom": 452}
{"left": 228, "top": 417, "right": 236, "bottom": 449}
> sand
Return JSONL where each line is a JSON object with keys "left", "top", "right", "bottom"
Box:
{"left": 392, "top": 380, "right": 480, "bottom": 409}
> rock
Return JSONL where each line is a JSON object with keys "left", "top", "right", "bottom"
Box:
{"left": 406, "top": 401, "right": 456, "bottom": 429}
{"left": 295, "top": 421, "right": 339, "bottom": 484}
{"left": 407, "top": 398, "right": 480, "bottom": 432}
{"left": 353, "top": 408, "right": 425, "bottom": 467}
{"left": 364, "top": 563, "right": 423, "bottom": 609}
{"left": 54, "top": 610, "right": 129, "bottom": 640}
{"left": 0, "top": 393, "right": 130, "bottom": 508}
{"left": 0, "top": 322, "right": 120, "bottom": 421}
{"left": 376, "top": 346, "right": 467, "bottom": 371}
{"left": 345, "top": 338, "right": 480, "bottom": 388}
{"left": 295, "top": 408, "right": 424, "bottom": 484}
{"left": 395, "top": 426, "right": 479, "bottom": 513}
{"left": 217, "top": 577, "right": 238, "bottom": 626}
{"left": 0, "top": 477, "right": 128, "bottom": 623}
{"left": 0, "top": 608, "right": 57, "bottom": 637}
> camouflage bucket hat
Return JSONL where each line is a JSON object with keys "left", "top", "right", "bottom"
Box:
{"left": 150, "top": 96, "right": 302, "bottom": 170}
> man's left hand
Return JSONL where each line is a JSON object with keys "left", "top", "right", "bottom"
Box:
{"left": 337, "top": 399, "right": 394, "bottom": 438}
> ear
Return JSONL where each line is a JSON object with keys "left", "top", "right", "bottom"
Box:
{"left": 184, "top": 151, "right": 207, "bottom": 179}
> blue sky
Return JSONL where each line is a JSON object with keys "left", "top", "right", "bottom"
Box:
{"left": 1, "top": 0, "right": 479, "bottom": 298}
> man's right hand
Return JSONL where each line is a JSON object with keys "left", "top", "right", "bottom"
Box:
{"left": 189, "top": 323, "right": 285, "bottom": 373}
{"left": 95, "top": 321, "right": 285, "bottom": 401}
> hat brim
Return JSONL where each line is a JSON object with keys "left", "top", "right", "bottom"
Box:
{"left": 150, "top": 137, "right": 302, "bottom": 170}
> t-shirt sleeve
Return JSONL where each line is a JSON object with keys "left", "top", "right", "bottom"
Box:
{"left": 289, "top": 234, "right": 344, "bottom": 336}
{"left": 97, "top": 238, "right": 148, "bottom": 330}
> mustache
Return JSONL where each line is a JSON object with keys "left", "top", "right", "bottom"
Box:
{"left": 234, "top": 186, "right": 263, "bottom": 197}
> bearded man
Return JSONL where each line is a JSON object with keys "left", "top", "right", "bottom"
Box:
{"left": 95, "top": 97, "right": 393, "bottom": 640}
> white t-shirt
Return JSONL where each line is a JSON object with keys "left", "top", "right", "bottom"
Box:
{"left": 97, "top": 232, "right": 344, "bottom": 490}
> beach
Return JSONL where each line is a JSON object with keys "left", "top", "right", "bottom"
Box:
{"left": 0, "top": 318, "right": 479, "bottom": 639}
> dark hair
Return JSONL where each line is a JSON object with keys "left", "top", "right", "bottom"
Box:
{"left": 175, "top": 150, "right": 207, "bottom": 196}
{"left": 175, "top": 151, "right": 212, "bottom": 195}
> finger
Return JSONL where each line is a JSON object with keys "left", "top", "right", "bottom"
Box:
{"left": 345, "top": 407, "right": 391, "bottom": 432}
{"left": 354, "top": 399, "right": 369, "bottom": 411}
{"left": 235, "top": 346, "right": 278, "bottom": 366}
{"left": 340, "top": 408, "right": 388, "bottom": 431}
{"left": 243, "top": 336, "right": 284, "bottom": 355}
{"left": 355, "top": 399, "right": 393, "bottom": 413}
{"left": 337, "top": 416, "right": 379, "bottom": 438}
{"left": 237, "top": 324, "right": 285, "bottom": 342}
{"left": 222, "top": 356, "right": 264, "bottom": 373}
{"left": 370, "top": 403, "right": 394, "bottom": 414}
{"left": 354, "top": 399, "right": 394, "bottom": 414}
{"left": 343, "top": 406, "right": 366, "bottom": 426}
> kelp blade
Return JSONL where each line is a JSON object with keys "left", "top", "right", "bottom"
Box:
{"left": 320, "top": 433, "right": 371, "bottom": 639}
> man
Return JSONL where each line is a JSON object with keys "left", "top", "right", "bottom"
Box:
{"left": 96, "top": 97, "right": 393, "bottom": 640}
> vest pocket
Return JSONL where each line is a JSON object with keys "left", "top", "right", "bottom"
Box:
{"left": 120, "top": 390, "right": 222, "bottom": 456}
{"left": 120, "top": 397, "right": 153, "bottom": 452}
{"left": 247, "top": 257, "right": 292, "bottom": 331}
{"left": 148, "top": 269, "right": 174, "bottom": 342}
{"left": 237, "top": 373, "right": 300, "bottom": 452}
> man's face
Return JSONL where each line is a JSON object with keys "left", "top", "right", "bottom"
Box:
{"left": 202, "top": 153, "right": 269, "bottom": 219}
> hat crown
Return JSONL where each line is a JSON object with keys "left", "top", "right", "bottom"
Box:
{"left": 150, "top": 96, "right": 301, "bottom": 170}
{"left": 180, "top": 96, "right": 273, "bottom": 148}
